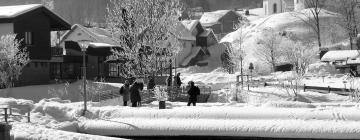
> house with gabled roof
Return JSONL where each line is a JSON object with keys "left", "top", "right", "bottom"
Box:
{"left": 0, "top": 4, "right": 71, "bottom": 86}
{"left": 199, "top": 10, "right": 243, "bottom": 39}
{"left": 56, "top": 24, "right": 124, "bottom": 80}
{"left": 175, "top": 20, "right": 219, "bottom": 68}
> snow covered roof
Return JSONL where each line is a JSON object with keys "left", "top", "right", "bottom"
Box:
{"left": 321, "top": 50, "right": 360, "bottom": 62}
{"left": 174, "top": 22, "right": 196, "bottom": 41}
{"left": 181, "top": 20, "right": 200, "bottom": 33}
{"left": 0, "top": 4, "right": 70, "bottom": 30}
{"left": 0, "top": 4, "right": 42, "bottom": 18}
{"left": 199, "top": 28, "right": 214, "bottom": 37}
{"left": 200, "top": 10, "right": 240, "bottom": 27}
{"left": 61, "top": 24, "right": 118, "bottom": 48}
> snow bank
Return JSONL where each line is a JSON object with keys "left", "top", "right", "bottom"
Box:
{"left": 79, "top": 118, "right": 360, "bottom": 139}
{"left": 11, "top": 123, "right": 125, "bottom": 140}
{"left": 0, "top": 97, "right": 33, "bottom": 106}
{"left": 32, "top": 98, "right": 83, "bottom": 122}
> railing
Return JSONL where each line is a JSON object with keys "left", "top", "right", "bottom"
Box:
{"left": 51, "top": 47, "right": 63, "bottom": 56}
{"left": 0, "top": 104, "right": 31, "bottom": 123}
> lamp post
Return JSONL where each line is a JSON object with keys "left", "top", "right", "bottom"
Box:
{"left": 78, "top": 40, "right": 92, "bottom": 116}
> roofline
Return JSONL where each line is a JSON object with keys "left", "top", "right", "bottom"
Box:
{"left": 0, "top": 5, "right": 71, "bottom": 30}
{"left": 60, "top": 24, "right": 113, "bottom": 45}
{"left": 40, "top": 7, "right": 71, "bottom": 30}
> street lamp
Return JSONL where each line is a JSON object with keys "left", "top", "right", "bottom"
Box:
{"left": 77, "top": 40, "right": 92, "bottom": 116}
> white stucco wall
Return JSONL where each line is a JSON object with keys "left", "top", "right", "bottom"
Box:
{"left": 264, "top": 0, "right": 283, "bottom": 15}
{"left": 0, "top": 23, "right": 14, "bottom": 37}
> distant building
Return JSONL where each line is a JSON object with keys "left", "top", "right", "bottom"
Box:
{"left": 175, "top": 20, "right": 218, "bottom": 67}
{"left": 58, "top": 24, "right": 123, "bottom": 81}
{"left": 0, "top": 4, "right": 71, "bottom": 86}
{"left": 199, "top": 10, "right": 243, "bottom": 39}
{"left": 321, "top": 50, "right": 360, "bottom": 76}
{"left": 263, "top": 0, "right": 299, "bottom": 15}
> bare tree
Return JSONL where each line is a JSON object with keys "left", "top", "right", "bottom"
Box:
{"left": 106, "top": 0, "right": 182, "bottom": 78}
{"left": 255, "top": 28, "right": 284, "bottom": 72}
{"left": 0, "top": 34, "right": 30, "bottom": 96}
{"left": 334, "top": 0, "right": 359, "bottom": 50}
{"left": 282, "top": 39, "right": 317, "bottom": 101}
{"left": 283, "top": 40, "right": 317, "bottom": 76}
{"left": 229, "top": 20, "right": 249, "bottom": 85}
{"left": 292, "top": 0, "right": 323, "bottom": 48}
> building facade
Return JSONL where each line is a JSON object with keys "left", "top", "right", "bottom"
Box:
{"left": 0, "top": 4, "right": 71, "bottom": 86}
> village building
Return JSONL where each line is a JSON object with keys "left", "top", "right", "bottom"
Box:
{"left": 57, "top": 24, "right": 123, "bottom": 81}
{"left": 199, "top": 10, "right": 243, "bottom": 39}
{"left": 0, "top": 4, "right": 71, "bottom": 86}
{"left": 321, "top": 50, "right": 360, "bottom": 76}
{"left": 175, "top": 20, "right": 218, "bottom": 68}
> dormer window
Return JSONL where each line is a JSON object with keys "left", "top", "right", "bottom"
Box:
{"left": 25, "top": 32, "right": 33, "bottom": 45}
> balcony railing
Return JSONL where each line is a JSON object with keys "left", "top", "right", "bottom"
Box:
{"left": 51, "top": 47, "right": 63, "bottom": 56}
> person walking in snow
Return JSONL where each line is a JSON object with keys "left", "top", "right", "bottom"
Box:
{"left": 147, "top": 75, "right": 155, "bottom": 90}
{"left": 119, "top": 80, "right": 130, "bottom": 106}
{"left": 166, "top": 75, "right": 172, "bottom": 87}
{"left": 130, "top": 78, "right": 144, "bottom": 107}
{"left": 174, "top": 73, "right": 182, "bottom": 88}
{"left": 187, "top": 81, "right": 200, "bottom": 106}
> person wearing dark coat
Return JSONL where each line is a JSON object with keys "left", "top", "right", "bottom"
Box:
{"left": 166, "top": 75, "right": 172, "bottom": 87}
{"left": 147, "top": 76, "right": 155, "bottom": 90}
{"left": 119, "top": 80, "right": 130, "bottom": 106}
{"left": 174, "top": 73, "right": 182, "bottom": 88}
{"left": 130, "top": 79, "right": 144, "bottom": 107}
{"left": 187, "top": 81, "right": 200, "bottom": 106}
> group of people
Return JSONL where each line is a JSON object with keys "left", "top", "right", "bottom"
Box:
{"left": 119, "top": 78, "right": 144, "bottom": 107}
{"left": 167, "top": 73, "right": 182, "bottom": 88}
{"left": 119, "top": 73, "right": 201, "bottom": 107}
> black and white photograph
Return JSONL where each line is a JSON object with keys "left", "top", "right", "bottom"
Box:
{"left": 0, "top": 0, "right": 360, "bottom": 139}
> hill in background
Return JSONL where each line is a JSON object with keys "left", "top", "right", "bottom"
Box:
{"left": 0, "top": 0, "right": 262, "bottom": 25}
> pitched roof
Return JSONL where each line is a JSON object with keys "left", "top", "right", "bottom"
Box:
{"left": 199, "top": 28, "right": 214, "bottom": 37}
{"left": 174, "top": 22, "right": 196, "bottom": 41}
{"left": 60, "top": 24, "right": 118, "bottom": 48}
{"left": 200, "top": 10, "right": 240, "bottom": 26}
{"left": 181, "top": 20, "right": 200, "bottom": 33}
{"left": 0, "top": 4, "right": 42, "bottom": 18}
{"left": 0, "top": 4, "right": 70, "bottom": 30}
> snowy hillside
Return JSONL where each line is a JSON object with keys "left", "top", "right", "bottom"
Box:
{"left": 221, "top": 8, "right": 347, "bottom": 70}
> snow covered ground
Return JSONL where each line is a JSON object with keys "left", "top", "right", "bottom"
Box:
{"left": 220, "top": 8, "right": 347, "bottom": 71}
{"left": 1, "top": 64, "right": 359, "bottom": 139}
{"left": 6, "top": 97, "right": 360, "bottom": 139}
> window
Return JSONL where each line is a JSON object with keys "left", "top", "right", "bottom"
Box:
{"left": 109, "top": 63, "right": 120, "bottom": 77}
{"left": 25, "top": 32, "right": 33, "bottom": 45}
{"left": 273, "top": 3, "right": 277, "bottom": 13}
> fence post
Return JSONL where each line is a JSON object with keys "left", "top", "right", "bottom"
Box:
{"left": 303, "top": 84, "right": 306, "bottom": 92}
{"left": 0, "top": 123, "right": 11, "bottom": 140}
{"left": 4, "top": 108, "right": 7, "bottom": 123}
{"left": 247, "top": 84, "right": 250, "bottom": 90}
{"left": 328, "top": 86, "right": 331, "bottom": 93}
